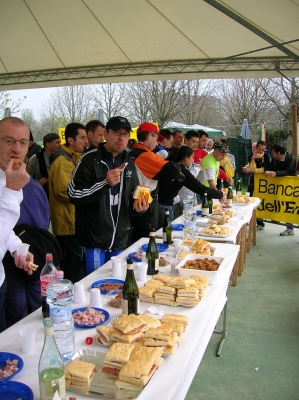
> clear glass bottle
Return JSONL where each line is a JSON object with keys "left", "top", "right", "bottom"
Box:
{"left": 48, "top": 275, "right": 75, "bottom": 361}
{"left": 40, "top": 253, "right": 57, "bottom": 318}
{"left": 163, "top": 208, "right": 173, "bottom": 244}
{"left": 39, "top": 317, "right": 66, "bottom": 400}
{"left": 201, "top": 192, "right": 209, "bottom": 216}
{"left": 122, "top": 258, "right": 139, "bottom": 315}
{"left": 146, "top": 231, "right": 159, "bottom": 275}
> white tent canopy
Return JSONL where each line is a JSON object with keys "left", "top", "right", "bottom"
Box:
{"left": 0, "top": 0, "right": 298, "bottom": 90}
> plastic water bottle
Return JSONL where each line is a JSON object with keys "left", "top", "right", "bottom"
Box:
{"left": 47, "top": 272, "right": 75, "bottom": 361}
{"left": 183, "top": 191, "right": 196, "bottom": 240}
{"left": 40, "top": 254, "right": 57, "bottom": 318}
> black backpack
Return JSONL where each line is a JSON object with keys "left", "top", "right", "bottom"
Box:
{"left": 3, "top": 224, "right": 63, "bottom": 282}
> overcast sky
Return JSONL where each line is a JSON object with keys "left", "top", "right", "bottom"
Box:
{"left": 7, "top": 87, "right": 55, "bottom": 118}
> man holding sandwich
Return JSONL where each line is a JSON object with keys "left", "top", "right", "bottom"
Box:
{"left": 68, "top": 116, "right": 148, "bottom": 269}
{"left": 129, "top": 122, "right": 182, "bottom": 242}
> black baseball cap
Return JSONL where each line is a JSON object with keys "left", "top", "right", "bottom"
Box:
{"left": 106, "top": 116, "right": 132, "bottom": 132}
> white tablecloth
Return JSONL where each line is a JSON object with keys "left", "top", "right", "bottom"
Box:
{"left": 156, "top": 199, "right": 260, "bottom": 244}
{"left": 0, "top": 239, "right": 239, "bottom": 400}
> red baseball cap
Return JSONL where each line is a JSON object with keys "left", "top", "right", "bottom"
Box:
{"left": 137, "top": 122, "right": 165, "bottom": 141}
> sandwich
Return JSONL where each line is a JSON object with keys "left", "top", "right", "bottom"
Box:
{"left": 154, "top": 285, "right": 176, "bottom": 302}
{"left": 175, "top": 297, "right": 200, "bottom": 307}
{"left": 162, "top": 332, "right": 179, "bottom": 356}
{"left": 177, "top": 287, "right": 199, "bottom": 298}
{"left": 113, "top": 314, "right": 147, "bottom": 335}
{"left": 139, "top": 286, "right": 156, "bottom": 303}
{"left": 133, "top": 185, "right": 153, "bottom": 209}
{"left": 191, "top": 238, "right": 212, "bottom": 255}
{"left": 154, "top": 298, "right": 176, "bottom": 307}
{"left": 111, "top": 330, "right": 144, "bottom": 344}
{"left": 144, "top": 280, "right": 165, "bottom": 289}
{"left": 161, "top": 313, "right": 189, "bottom": 327}
{"left": 144, "top": 325, "right": 172, "bottom": 342}
{"left": 129, "top": 345, "right": 164, "bottom": 365}
{"left": 152, "top": 274, "right": 171, "bottom": 284}
{"left": 65, "top": 360, "right": 97, "bottom": 386}
{"left": 102, "top": 342, "right": 134, "bottom": 374}
{"left": 116, "top": 359, "right": 158, "bottom": 390}
{"left": 161, "top": 321, "right": 184, "bottom": 337}
{"left": 167, "top": 277, "right": 196, "bottom": 289}
{"left": 190, "top": 275, "right": 210, "bottom": 287}
{"left": 95, "top": 325, "right": 117, "bottom": 346}
{"left": 139, "top": 314, "right": 161, "bottom": 330}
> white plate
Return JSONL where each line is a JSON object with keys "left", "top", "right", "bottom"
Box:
{"left": 198, "top": 231, "right": 228, "bottom": 238}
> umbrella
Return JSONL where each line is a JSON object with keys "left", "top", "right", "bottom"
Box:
{"left": 240, "top": 119, "right": 250, "bottom": 139}
{"left": 4, "top": 107, "right": 11, "bottom": 117}
{"left": 97, "top": 108, "right": 105, "bottom": 124}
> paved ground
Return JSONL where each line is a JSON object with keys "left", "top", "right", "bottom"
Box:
{"left": 186, "top": 222, "right": 299, "bottom": 400}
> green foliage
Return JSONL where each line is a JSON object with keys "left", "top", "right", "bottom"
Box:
{"left": 256, "top": 128, "right": 291, "bottom": 148}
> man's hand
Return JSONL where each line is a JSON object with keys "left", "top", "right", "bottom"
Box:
{"left": 38, "top": 177, "right": 48, "bottom": 186}
{"left": 225, "top": 177, "right": 233, "bottom": 185}
{"left": 106, "top": 168, "right": 123, "bottom": 186}
{"left": 13, "top": 251, "right": 34, "bottom": 275}
{"left": 5, "top": 158, "right": 29, "bottom": 191}
{"left": 243, "top": 166, "right": 251, "bottom": 173}
{"left": 134, "top": 195, "right": 149, "bottom": 213}
{"left": 265, "top": 171, "right": 276, "bottom": 177}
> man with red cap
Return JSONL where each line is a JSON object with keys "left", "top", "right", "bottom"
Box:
{"left": 129, "top": 122, "right": 182, "bottom": 242}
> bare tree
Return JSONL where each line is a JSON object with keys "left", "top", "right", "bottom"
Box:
{"left": 0, "top": 91, "right": 25, "bottom": 117}
{"left": 216, "top": 79, "right": 278, "bottom": 138}
{"left": 175, "top": 80, "right": 220, "bottom": 126}
{"left": 123, "top": 81, "right": 153, "bottom": 126}
{"left": 38, "top": 100, "right": 66, "bottom": 136}
{"left": 52, "top": 85, "right": 97, "bottom": 124}
{"left": 92, "top": 83, "right": 127, "bottom": 121}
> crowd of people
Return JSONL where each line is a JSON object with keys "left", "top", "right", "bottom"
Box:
{"left": 0, "top": 115, "right": 297, "bottom": 332}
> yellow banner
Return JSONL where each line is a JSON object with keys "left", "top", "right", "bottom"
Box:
{"left": 255, "top": 176, "right": 299, "bottom": 224}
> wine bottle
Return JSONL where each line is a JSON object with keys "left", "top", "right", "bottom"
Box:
{"left": 146, "top": 231, "right": 159, "bottom": 275}
{"left": 39, "top": 318, "right": 66, "bottom": 400}
{"left": 220, "top": 179, "right": 225, "bottom": 191}
{"left": 236, "top": 179, "right": 242, "bottom": 196}
{"left": 163, "top": 208, "right": 173, "bottom": 244}
{"left": 122, "top": 258, "right": 139, "bottom": 315}
{"left": 208, "top": 199, "right": 213, "bottom": 214}
{"left": 227, "top": 186, "right": 233, "bottom": 205}
{"left": 201, "top": 192, "right": 209, "bottom": 216}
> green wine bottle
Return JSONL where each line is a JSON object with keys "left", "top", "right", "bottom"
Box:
{"left": 163, "top": 208, "right": 173, "bottom": 244}
{"left": 202, "top": 192, "right": 209, "bottom": 217}
{"left": 220, "top": 179, "right": 225, "bottom": 191}
{"left": 122, "top": 258, "right": 139, "bottom": 315}
{"left": 236, "top": 179, "right": 242, "bottom": 196}
{"left": 146, "top": 231, "right": 159, "bottom": 275}
{"left": 39, "top": 318, "right": 66, "bottom": 400}
{"left": 227, "top": 186, "right": 233, "bottom": 205}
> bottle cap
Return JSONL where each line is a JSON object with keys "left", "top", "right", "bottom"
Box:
{"left": 46, "top": 253, "right": 53, "bottom": 260}
{"left": 127, "top": 258, "right": 133, "bottom": 264}
{"left": 55, "top": 270, "right": 64, "bottom": 278}
{"left": 149, "top": 231, "right": 155, "bottom": 237}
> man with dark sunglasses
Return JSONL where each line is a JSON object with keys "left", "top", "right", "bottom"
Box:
{"left": 68, "top": 116, "right": 148, "bottom": 271}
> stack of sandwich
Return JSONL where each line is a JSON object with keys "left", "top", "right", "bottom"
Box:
{"left": 65, "top": 359, "right": 97, "bottom": 394}
{"left": 139, "top": 274, "right": 208, "bottom": 307}
{"left": 115, "top": 345, "right": 164, "bottom": 392}
{"left": 178, "top": 238, "right": 212, "bottom": 259}
{"left": 96, "top": 313, "right": 162, "bottom": 347}
{"left": 102, "top": 342, "right": 135, "bottom": 375}
{"left": 144, "top": 325, "right": 178, "bottom": 356}
{"left": 161, "top": 313, "right": 189, "bottom": 343}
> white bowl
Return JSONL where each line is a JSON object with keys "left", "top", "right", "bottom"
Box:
{"left": 175, "top": 254, "right": 224, "bottom": 285}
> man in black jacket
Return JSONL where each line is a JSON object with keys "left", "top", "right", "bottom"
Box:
{"left": 265, "top": 144, "right": 297, "bottom": 236}
{"left": 68, "top": 116, "right": 148, "bottom": 271}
